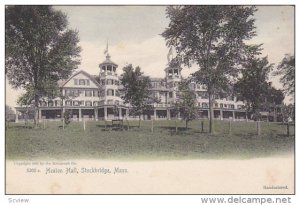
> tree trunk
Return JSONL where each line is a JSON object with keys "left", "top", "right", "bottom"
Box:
{"left": 208, "top": 92, "right": 214, "bottom": 134}
{"left": 34, "top": 94, "right": 39, "bottom": 127}
{"left": 139, "top": 116, "right": 141, "bottom": 128}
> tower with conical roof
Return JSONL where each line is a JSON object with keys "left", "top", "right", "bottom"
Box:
{"left": 98, "top": 46, "right": 123, "bottom": 119}
{"left": 165, "top": 59, "right": 183, "bottom": 104}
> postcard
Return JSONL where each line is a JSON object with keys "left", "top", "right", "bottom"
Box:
{"left": 5, "top": 5, "right": 295, "bottom": 195}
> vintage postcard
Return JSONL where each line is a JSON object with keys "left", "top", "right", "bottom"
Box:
{"left": 5, "top": 5, "right": 295, "bottom": 195}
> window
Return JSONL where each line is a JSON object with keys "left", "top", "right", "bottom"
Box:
{"left": 107, "top": 100, "right": 113, "bottom": 105}
{"left": 115, "top": 100, "right": 119, "bottom": 105}
{"left": 220, "top": 103, "right": 223, "bottom": 108}
{"left": 93, "top": 90, "right": 99, "bottom": 97}
{"left": 214, "top": 103, "right": 218, "bottom": 108}
{"left": 79, "top": 79, "right": 85, "bottom": 85}
{"left": 107, "top": 89, "right": 114, "bottom": 96}
{"left": 85, "top": 101, "right": 92, "bottom": 107}
{"left": 202, "top": 103, "right": 208, "bottom": 108}
{"left": 66, "top": 100, "right": 72, "bottom": 106}
{"left": 93, "top": 101, "right": 98, "bottom": 106}
{"left": 73, "top": 101, "right": 79, "bottom": 106}
{"left": 107, "top": 79, "right": 113, "bottom": 85}
{"left": 85, "top": 90, "right": 92, "bottom": 97}
{"left": 224, "top": 104, "right": 228, "bottom": 108}
{"left": 101, "top": 80, "right": 105, "bottom": 85}
{"left": 231, "top": 104, "right": 235, "bottom": 109}
{"left": 169, "top": 92, "right": 173, "bottom": 98}
{"left": 73, "top": 90, "right": 79, "bottom": 97}
{"left": 237, "top": 105, "right": 244, "bottom": 109}
{"left": 65, "top": 89, "right": 71, "bottom": 96}
{"left": 174, "top": 69, "right": 178, "bottom": 75}
{"left": 55, "top": 100, "right": 61, "bottom": 106}
{"left": 99, "top": 90, "right": 105, "bottom": 97}
{"left": 80, "top": 101, "right": 84, "bottom": 106}
{"left": 74, "top": 79, "right": 78, "bottom": 85}
{"left": 48, "top": 101, "right": 53, "bottom": 107}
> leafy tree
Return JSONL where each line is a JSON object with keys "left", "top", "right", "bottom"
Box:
{"left": 5, "top": 105, "right": 15, "bottom": 122}
{"left": 281, "top": 104, "right": 294, "bottom": 123}
{"left": 6, "top": 6, "right": 81, "bottom": 126}
{"left": 175, "top": 80, "right": 198, "bottom": 129}
{"left": 121, "top": 64, "right": 154, "bottom": 128}
{"left": 234, "top": 57, "right": 284, "bottom": 120}
{"left": 162, "top": 6, "right": 257, "bottom": 133}
{"left": 274, "top": 54, "right": 295, "bottom": 100}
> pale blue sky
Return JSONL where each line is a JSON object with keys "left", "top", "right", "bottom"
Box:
{"left": 6, "top": 5, "right": 295, "bottom": 107}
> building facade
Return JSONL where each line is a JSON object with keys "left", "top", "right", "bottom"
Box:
{"left": 15, "top": 53, "right": 249, "bottom": 122}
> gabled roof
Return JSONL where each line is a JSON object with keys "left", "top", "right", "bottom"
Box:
{"left": 60, "top": 70, "right": 101, "bottom": 88}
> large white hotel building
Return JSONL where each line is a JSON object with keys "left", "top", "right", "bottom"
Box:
{"left": 15, "top": 52, "right": 248, "bottom": 122}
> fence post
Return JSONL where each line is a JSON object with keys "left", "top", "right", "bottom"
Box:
{"left": 43, "top": 119, "right": 45, "bottom": 129}
{"left": 229, "top": 120, "right": 232, "bottom": 135}
{"left": 256, "top": 121, "right": 261, "bottom": 136}
{"left": 287, "top": 123, "right": 290, "bottom": 137}
{"left": 175, "top": 119, "right": 178, "bottom": 134}
{"left": 151, "top": 119, "right": 154, "bottom": 133}
{"left": 63, "top": 118, "right": 65, "bottom": 130}
{"left": 83, "top": 118, "right": 86, "bottom": 131}
{"left": 201, "top": 121, "right": 204, "bottom": 133}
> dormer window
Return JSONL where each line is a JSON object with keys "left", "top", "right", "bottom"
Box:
{"left": 79, "top": 79, "right": 85, "bottom": 85}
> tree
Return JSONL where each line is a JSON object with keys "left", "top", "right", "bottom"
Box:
{"left": 5, "top": 105, "right": 16, "bottom": 123}
{"left": 175, "top": 80, "right": 198, "bottom": 129}
{"left": 162, "top": 6, "right": 257, "bottom": 133}
{"left": 274, "top": 54, "right": 295, "bottom": 100}
{"left": 121, "top": 64, "right": 154, "bottom": 128}
{"left": 6, "top": 6, "right": 81, "bottom": 126}
{"left": 234, "top": 56, "right": 283, "bottom": 120}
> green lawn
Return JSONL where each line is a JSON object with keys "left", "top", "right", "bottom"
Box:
{"left": 5, "top": 120, "right": 295, "bottom": 160}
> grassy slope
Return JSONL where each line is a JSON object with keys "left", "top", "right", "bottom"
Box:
{"left": 5, "top": 120, "right": 295, "bottom": 160}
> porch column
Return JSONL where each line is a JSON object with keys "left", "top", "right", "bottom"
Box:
{"left": 39, "top": 109, "right": 42, "bottom": 123}
{"left": 154, "top": 108, "right": 157, "bottom": 120}
{"left": 94, "top": 108, "right": 98, "bottom": 121}
{"left": 119, "top": 107, "right": 122, "bottom": 119}
{"left": 220, "top": 109, "right": 223, "bottom": 120}
{"left": 104, "top": 107, "right": 107, "bottom": 120}
{"left": 79, "top": 108, "right": 82, "bottom": 121}
{"left": 15, "top": 110, "right": 19, "bottom": 123}
{"left": 232, "top": 111, "right": 235, "bottom": 121}
{"left": 167, "top": 109, "right": 171, "bottom": 120}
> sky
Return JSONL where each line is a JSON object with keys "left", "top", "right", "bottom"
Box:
{"left": 5, "top": 5, "right": 295, "bottom": 108}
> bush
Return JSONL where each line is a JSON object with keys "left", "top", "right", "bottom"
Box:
{"left": 63, "top": 111, "right": 71, "bottom": 125}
